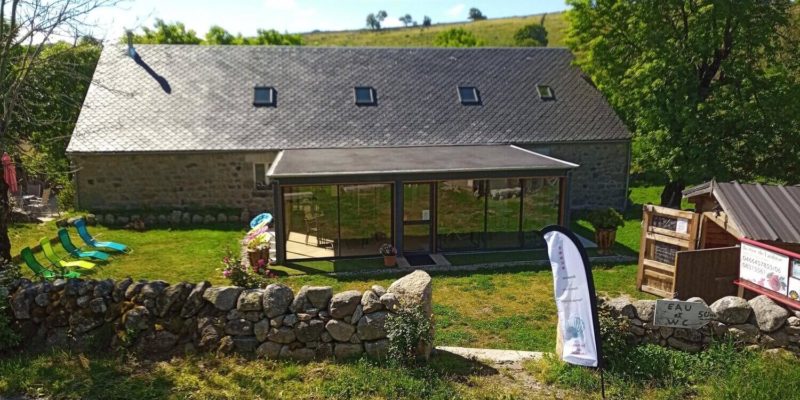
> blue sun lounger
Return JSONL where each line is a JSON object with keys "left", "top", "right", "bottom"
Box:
{"left": 74, "top": 219, "right": 129, "bottom": 253}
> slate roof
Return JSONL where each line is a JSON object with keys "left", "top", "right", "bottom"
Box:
{"left": 67, "top": 45, "right": 631, "bottom": 153}
{"left": 684, "top": 180, "right": 800, "bottom": 243}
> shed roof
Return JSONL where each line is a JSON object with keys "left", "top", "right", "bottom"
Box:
{"left": 267, "top": 144, "right": 577, "bottom": 178}
{"left": 683, "top": 180, "right": 800, "bottom": 243}
{"left": 67, "top": 45, "right": 630, "bottom": 154}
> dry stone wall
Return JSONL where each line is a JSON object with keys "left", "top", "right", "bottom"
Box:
{"left": 603, "top": 294, "right": 800, "bottom": 354}
{"left": 5, "top": 271, "right": 433, "bottom": 361}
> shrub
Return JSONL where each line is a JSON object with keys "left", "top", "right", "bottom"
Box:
{"left": 385, "top": 305, "right": 433, "bottom": 366}
{"left": 434, "top": 28, "right": 481, "bottom": 48}
{"left": 514, "top": 23, "right": 548, "bottom": 46}
{"left": 220, "top": 250, "right": 278, "bottom": 288}
{"left": 586, "top": 208, "right": 624, "bottom": 230}
{"left": 56, "top": 180, "right": 76, "bottom": 211}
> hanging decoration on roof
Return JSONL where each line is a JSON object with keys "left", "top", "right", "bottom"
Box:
{"left": 2, "top": 153, "right": 18, "bottom": 194}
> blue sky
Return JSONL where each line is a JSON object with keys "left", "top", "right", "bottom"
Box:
{"left": 90, "top": 0, "right": 568, "bottom": 40}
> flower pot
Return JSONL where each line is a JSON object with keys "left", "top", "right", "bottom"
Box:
{"left": 594, "top": 229, "right": 617, "bottom": 255}
{"left": 248, "top": 247, "right": 270, "bottom": 267}
{"left": 383, "top": 255, "right": 397, "bottom": 267}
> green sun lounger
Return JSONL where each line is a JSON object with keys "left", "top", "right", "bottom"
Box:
{"left": 58, "top": 228, "right": 110, "bottom": 261}
{"left": 75, "top": 219, "right": 129, "bottom": 253}
{"left": 20, "top": 247, "right": 80, "bottom": 279}
{"left": 40, "top": 237, "right": 96, "bottom": 270}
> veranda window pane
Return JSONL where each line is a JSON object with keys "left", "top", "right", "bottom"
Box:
{"left": 283, "top": 185, "right": 339, "bottom": 259}
{"left": 338, "top": 183, "right": 393, "bottom": 257}
{"left": 437, "top": 180, "right": 486, "bottom": 251}
{"left": 486, "top": 179, "right": 522, "bottom": 249}
{"left": 522, "top": 177, "right": 560, "bottom": 248}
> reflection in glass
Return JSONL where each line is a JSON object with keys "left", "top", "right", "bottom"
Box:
{"left": 437, "top": 180, "right": 486, "bottom": 251}
{"left": 283, "top": 185, "right": 339, "bottom": 259}
{"left": 522, "top": 178, "right": 560, "bottom": 248}
{"left": 338, "top": 184, "right": 393, "bottom": 257}
{"left": 486, "top": 179, "right": 522, "bottom": 248}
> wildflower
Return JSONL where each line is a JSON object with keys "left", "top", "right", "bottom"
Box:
{"left": 222, "top": 269, "right": 232, "bottom": 278}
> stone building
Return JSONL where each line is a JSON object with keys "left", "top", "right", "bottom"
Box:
{"left": 68, "top": 45, "right": 631, "bottom": 262}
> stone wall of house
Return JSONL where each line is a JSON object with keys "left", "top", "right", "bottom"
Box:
{"left": 71, "top": 152, "right": 278, "bottom": 213}
{"left": 603, "top": 295, "right": 800, "bottom": 354}
{"left": 5, "top": 271, "right": 433, "bottom": 361}
{"left": 525, "top": 141, "right": 630, "bottom": 210}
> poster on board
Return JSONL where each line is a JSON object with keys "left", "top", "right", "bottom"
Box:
{"left": 740, "top": 242, "right": 789, "bottom": 296}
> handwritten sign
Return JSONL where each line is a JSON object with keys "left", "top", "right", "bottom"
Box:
{"left": 653, "top": 300, "right": 715, "bottom": 329}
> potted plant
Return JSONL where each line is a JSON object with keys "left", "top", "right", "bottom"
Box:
{"left": 586, "top": 208, "right": 624, "bottom": 255}
{"left": 379, "top": 243, "right": 397, "bottom": 267}
{"left": 246, "top": 233, "right": 271, "bottom": 267}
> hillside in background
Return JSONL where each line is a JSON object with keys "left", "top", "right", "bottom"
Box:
{"left": 302, "top": 12, "right": 568, "bottom": 47}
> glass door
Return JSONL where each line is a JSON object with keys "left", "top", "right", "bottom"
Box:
{"left": 403, "top": 182, "right": 433, "bottom": 253}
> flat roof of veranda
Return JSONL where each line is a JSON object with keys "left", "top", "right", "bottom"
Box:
{"left": 267, "top": 145, "right": 578, "bottom": 179}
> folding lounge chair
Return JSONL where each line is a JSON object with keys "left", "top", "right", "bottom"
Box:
{"left": 20, "top": 247, "right": 80, "bottom": 279}
{"left": 40, "top": 238, "right": 96, "bottom": 270}
{"left": 58, "top": 228, "right": 110, "bottom": 261}
{"left": 74, "top": 219, "right": 128, "bottom": 253}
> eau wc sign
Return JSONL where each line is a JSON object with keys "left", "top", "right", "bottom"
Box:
{"left": 653, "top": 299, "right": 715, "bottom": 329}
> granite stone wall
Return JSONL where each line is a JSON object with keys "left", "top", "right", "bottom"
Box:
{"left": 603, "top": 295, "right": 800, "bottom": 354}
{"left": 526, "top": 141, "right": 630, "bottom": 210}
{"left": 5, "top": 271, "right": 433, "bottom": 361}
{"left": 71, "top": 152, "right": 278, "bottom": 212}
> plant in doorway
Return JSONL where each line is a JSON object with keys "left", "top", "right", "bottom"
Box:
{"left": 586, "top": 208, "right": 624, "bottom": 255}
{"left": 379, "top": 243, "right": 397, "bottom": 267}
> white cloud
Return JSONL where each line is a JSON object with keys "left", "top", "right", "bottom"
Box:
{"left": 446, "top": 4, "right": 466, "bottom": 18}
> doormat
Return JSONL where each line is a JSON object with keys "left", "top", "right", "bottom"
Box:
{"left": 405, "top": 254, "right": 436, "bottom": 266}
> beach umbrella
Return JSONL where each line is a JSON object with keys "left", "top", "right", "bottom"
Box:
{"left": 2, "top": 153, "right": 18, "bottom": 194}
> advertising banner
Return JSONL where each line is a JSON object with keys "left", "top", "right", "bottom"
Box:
{"left": 543, "top": 226, "right": 602, "bottom": 368}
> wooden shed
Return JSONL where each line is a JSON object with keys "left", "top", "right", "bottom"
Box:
{"left": 637, "top": 180, "right": 800, "bottom": 303}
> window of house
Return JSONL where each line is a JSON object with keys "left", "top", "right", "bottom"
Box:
{"left": 537, "top": 85, "right": 555, "bottom": 100}
{"left": 254, "top": 163, "right": 269, "bottom": 190}
{"left": 354, "top": 87, "right": 377, "bottom": 106}
{"left": 458, "top": 86, "right": 481, "bottom": 105}
{"left": 254, "top": 86, "right": 276, "bottom": 107}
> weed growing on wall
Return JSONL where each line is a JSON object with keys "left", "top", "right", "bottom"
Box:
{"left": 385, "top": 305, "right": 433, "bottom": 366}
{"left": 0, "top": 264, "right": 21, "bottom": 351}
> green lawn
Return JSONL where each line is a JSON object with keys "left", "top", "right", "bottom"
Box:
{"left": 302, "top": 12, "right": 568, "bottom": 48}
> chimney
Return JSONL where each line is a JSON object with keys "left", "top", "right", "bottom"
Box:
{"left": 126, "top": 30, "right": 136, "bottom": 58}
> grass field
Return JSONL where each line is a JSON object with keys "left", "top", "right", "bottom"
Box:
{"left": 302, "top": 12, "right": 568, "bottom": 48}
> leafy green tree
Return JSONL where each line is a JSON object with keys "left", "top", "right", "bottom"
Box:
{"left": 205, "top": 25, "right": 236, "bottom": 45}
{"left": 399, "top": 14, "right": 414, "bottom": 27}
{"left": 249, "top": 29, "right": 302, "bottom": 45}
{"left": 0, "top": 0, "right": 115, "bottom": 263}
{"left": 366, "top": 10, "right": 388, "bottom": 30}
{"left": 567, "top": 0, "right": 800, "bottom": 204}
{"left": 130, "top": 19, "right": 202, "bottom": 44}
{"left": 435, "top": 28, "right": 482, "bottom": 47}
{"left": 514, "top": 15, "right": 548, "bottom": 46}
{"left": 422, "top": 16, "right": 432, "bottom": 27}
{"left": 468, "top": 8, "right": 487, "bottom": 21}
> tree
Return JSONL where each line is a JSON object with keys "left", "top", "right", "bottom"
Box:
{"left": 435, "top": 28, "right": 482, "bottom": 47}
{"left": 514, "top": 14, "right": 548, "bottom": 46}
{"left": 399, "top": 14, "right": 414, "bottom": 27}
{"left": 0, "top": 0, "right": 117, "bottom": 263}
{"left": 422, "top": 16, "right": 432, "bottom": 27}
{"left": 468, "top": 8, "right": 487, "bottom": 21}
{"left": 250, "top": 29, "right": 302, "bottom": 45}
{"left": 130, "top": 19, "right": 202, "bottom": 44}
{"left": 567, "top": 0, "right": 800, "bottom": 205}
{"left": 366, "top": 10, "right": 388, "bottom": 30}
{"left": 205, "top": 25, "right": 236, "bottom": 45}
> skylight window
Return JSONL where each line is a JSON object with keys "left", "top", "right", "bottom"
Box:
{"left": 254, "top": 86, "right": 276, "bottom": 107}
{"left": 458, "top": 86, "right": 481, "bottom": 105}
{"left": 354, "top": 87, "right": 377, "bottom": 106}
{"left": 537, "top": 85, "right": 555, "bottom": 100}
